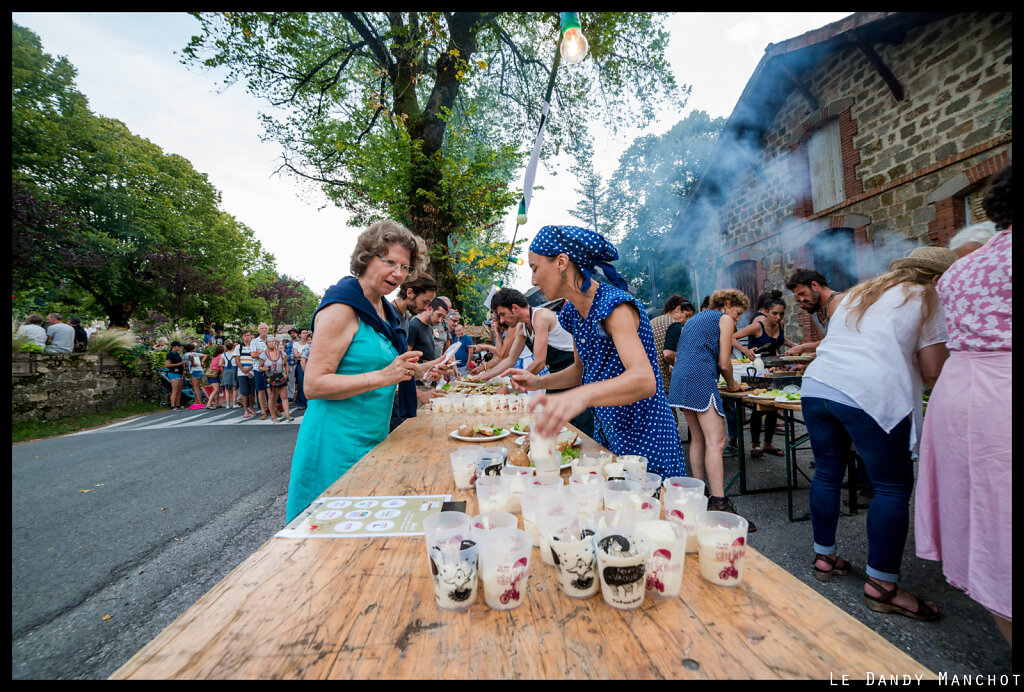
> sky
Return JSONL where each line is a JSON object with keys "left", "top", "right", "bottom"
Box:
{"left": 12, "top": 11, "right": 852, "bottom": 300}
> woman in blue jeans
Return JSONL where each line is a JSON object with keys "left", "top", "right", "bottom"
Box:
{"left": 801, "top": 246, "right": 957, "bottom": 622}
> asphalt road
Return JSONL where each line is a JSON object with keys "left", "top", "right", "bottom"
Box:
{"left": 11, "top": 405, "right": 1015, "bottom": 680}
{"left": 12, "top": 406, "right": 301, "bottom": 680}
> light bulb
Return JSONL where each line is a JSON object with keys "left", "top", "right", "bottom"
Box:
{"left": 560, "top": 27, "right": 589, "bottom": 64}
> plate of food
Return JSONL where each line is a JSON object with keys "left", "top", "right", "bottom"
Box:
{"left": 510, "top": 419, "right": 534, "bottom": 435}
{"left": 780, "top": 355, "right": 815, "bottom": 361}
{"left": 774, "top": 392, "right": 802, "bottom": 403}
{"left": 748, "top": 388, "right": 785, "bottom": 399}
{"left": 450, "top": 424, "right": 510, "bottom": 442}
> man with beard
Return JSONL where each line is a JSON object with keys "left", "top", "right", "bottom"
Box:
{"left": 785, "top": 269, "right": 843, "bottom": 356}
{"left": 389, "top": 274, "right": 442, "bottom": 429}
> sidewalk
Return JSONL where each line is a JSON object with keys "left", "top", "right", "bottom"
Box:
{"left": 677, "top": 417, "right": 1013, "bottom": 679}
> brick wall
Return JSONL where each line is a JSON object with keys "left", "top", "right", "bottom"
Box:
{"left": 12, "top": 353, "right": 163, "bottom": 425}
{"left": 685, "top": 12, "right": 1012, "bottom": 342}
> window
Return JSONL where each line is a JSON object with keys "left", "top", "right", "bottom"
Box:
{"left": 807, "top": 119, "right": 846, "bottom": 212}
{"left": 963, "top": 191, "right": 989, "bottom": 226}
{"left": 808, "top": 228, "right": 857, "bottom": 292}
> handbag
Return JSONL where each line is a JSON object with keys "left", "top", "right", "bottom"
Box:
{"left": 268, "top": 371, "right": 287, "bottom": 387}
{"left": 205, "top": 366, "right": 221, "bottom": 378}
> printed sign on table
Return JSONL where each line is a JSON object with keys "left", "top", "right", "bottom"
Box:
{"left": 276, "top": 495, "right": 451, "bottom": 538}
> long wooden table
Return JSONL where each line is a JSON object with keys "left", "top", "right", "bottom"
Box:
{"left": 111, "top": 410, "right": 935, "bottom": 680}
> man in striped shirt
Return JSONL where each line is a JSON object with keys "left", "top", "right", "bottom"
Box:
{"left": 250, "top": 322, "right": 270, "bottom": 419}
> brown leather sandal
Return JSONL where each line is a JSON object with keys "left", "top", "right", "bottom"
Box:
{"left": 863, "top": 577, "right": 940, "bottom": 621}
{"left": 812, "top": 553, "right": 853, "bottom": 582}
{"left": 751, "top": 445, "right": 764, "bottom": 458}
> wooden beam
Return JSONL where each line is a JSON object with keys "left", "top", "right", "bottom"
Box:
{"left": 775, "top": 60, "right": 819, "bottom": 111}
{"left": 848, "top": 32, "right": 904, "bottom": 101}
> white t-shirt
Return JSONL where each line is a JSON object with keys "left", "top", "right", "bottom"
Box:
{"left": 18, "top": 324, "right": 48, "bottom": 347}
{"left": 803, "top": 285, "right": 948, "bottom": 453}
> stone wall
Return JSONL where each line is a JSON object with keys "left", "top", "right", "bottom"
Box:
{"left": 690, "top": 12, "right": 1011, "bottom": 342}
{"left": 12, "top": 352, "right": 163, "bottom": 425}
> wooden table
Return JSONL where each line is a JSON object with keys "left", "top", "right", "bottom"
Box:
{"left": 111, "top": 410, "right": 934, "bottom": 680}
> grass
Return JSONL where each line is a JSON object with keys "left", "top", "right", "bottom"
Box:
{"left": 12, "top": 399, "right": 166, "bottom": 444}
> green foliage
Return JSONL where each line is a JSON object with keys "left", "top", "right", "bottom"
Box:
{"left": 181, "top": 12, "right": 684, "bottom": 304}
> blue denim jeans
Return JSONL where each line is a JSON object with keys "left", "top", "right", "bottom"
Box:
{"left": 723, "top": 398, "right": 737, "bottom": 440}
{"left": 802, "top": 396, "right": 915, "bottom": 582}
{"left": 295, "top": 363, "right": 306, "bottom": 407}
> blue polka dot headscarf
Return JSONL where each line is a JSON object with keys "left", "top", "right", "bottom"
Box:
{"left": 530, "top": 225, "right": 630, "bottom": 293}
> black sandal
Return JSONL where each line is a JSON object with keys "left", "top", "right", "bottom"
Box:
{"left": 863, "top": 577, "right": 940, "bottom": 621}
{"left": 763, "top": 446, "right": 784, "bottom": 457}
{"left": 751, "top": 445, "right": 764, "bottom": 458}
{"left": 812, "top": 553, "right": 853, "bottom": 582}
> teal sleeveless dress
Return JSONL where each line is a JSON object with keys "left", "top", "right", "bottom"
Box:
{"left": 285, "top": 319, "right": 398, "bottom": 522}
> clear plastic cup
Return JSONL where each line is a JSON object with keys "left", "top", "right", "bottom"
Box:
{"left": 637, "top": 519, "right": 687, "bottom": 601}
{"left": 530, "top": 429, "right": 559, "bottom": 475}
{"left": 603, "top": 461, "right": 627, "bottom": 481}
{"left": 470, "top": 511, "right": 518, "bottom": 544}
{"left": 549, "top": 515, "right": 600, "bottom": 599}
{"left": 635, "top": 472, "right": 663, "bottom": 499}
{"left": 478, "top": 527, "right": 533, "bottom": 610}
{"left": 423, "top": 511, "right": 471, "bottom": 572}
{"left": 476, "top": 450, "right": 506, "bottom": 478}
{"left": 618, "top": 455, "right": 648, "bottom": 479}
{"left": 476, "top": 475, "right": 512, "bottom": 514}
{"left": 568, "top": 473, "right": 604, "bottom": 515}
{"left": 663, "top": 476, "right": 706, "bottom": 497}
{"left": 520, "top": 475, "right": 564, "bottom": 547}
{"left": 603, "top": 479, "right": 644, "bottom": 514}
{"left": 500, "top": 465, "right": 533, "bottom": 513}
{"left": 594, "top": 524, "right": 649, "bottom": 610}
{"left": 450, "top": 449, "right": 480, "bottom": 490}
{"left": 664, "top": 485, "right": 708, "bottom": 553}
{"left": 637, "top": 496, "right": 661, "bottom": 522}
{"left": 428, "top": 540, "right": 479, "bottom": 611}
{"left": 537, "top": 498, "right": 578, "bottom": 567}
{"left": 696, "top": 511, "right": 749, "bottom": 587}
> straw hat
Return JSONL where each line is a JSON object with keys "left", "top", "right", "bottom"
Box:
{"left": 889, "top": 246, "right": 960, "bottom": 274}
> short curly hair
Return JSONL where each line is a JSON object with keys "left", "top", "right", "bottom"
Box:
{"left": 982, "top": 164, "right": 1012, "bottom": 230}
{"left": 350, "top": 220, "right": 429, "bottom": 278}
{"left": 709, "top": 289, "right": 750, "bottom": 311}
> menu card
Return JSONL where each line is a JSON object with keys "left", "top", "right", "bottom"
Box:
{"left": 276, "top": 495, "right": 451, "bottom": 538}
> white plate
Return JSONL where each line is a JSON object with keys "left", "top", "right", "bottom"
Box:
{"left": 774, "top": 396, "right": 802, "bottom": 403}
{"left": 525, "top": 451, "right": 576, "bottom": 469}
{"left": 449, "top": 429, "right": 511, "bottom": 442}
{"left": 749, "top": 393, "right": 781, "bottom": 399}
{"left": 510, "top": 428, "right": 530, "bottom": 435}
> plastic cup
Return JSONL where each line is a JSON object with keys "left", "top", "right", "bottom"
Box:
{"left": 428, "top": 540, "right": 479, "bottom": 611}
{"left": 450, "top": 449, "right": 480, "bottom": 490}
{"left": 637, "top": 520, "right": 687, "bottom": 601}
{"left": 423, "top": 511, "right": 471, "bottom": 573}
{"left": 537, "top": 498, "right": 578, "bottom": 567}
{"left": 618, "top": 455, "right": 648, "bottom": 479}
{"left": 470, "top": 511, "right": 518, "bottom": 544}
{"left": 696, "top": 511, "right": 749, "bottom": 587}
{"left": 603, "top": 479, "right": 644, "bottom": 514}
{"left": 520, "top": 475, "right": 564, "bottom": 547}
{"left": 664, "top": 485, "right": 709, "bottom": 553}
{"left": 476, "top": 475, "right": 512, "bottom": 514}
{"left": 603, "top": 461, "right": 627, "bottom": 481}
{"left": 549, "top": 515, "right": 600, "bottom": 599}
{"left": 478, "top": 527, "right": 533, "bottom": 610}
{"left": 637, "top": 496, "right": 661, "bottom": 522}
{"left": 663, "top": 476, "right": 706, "bottom": 496}
{"left": 569, "top": 473, "right": 604, "bottom": 515}
{"left": 635, "top": 472, "right": 663, "bottom": 499}
{"left": 530, "top": 429, "right": 559, "bottom": 475}
{"left": 476, "top": 449, "right": 506, "bottom": 478}
{"left": 500, "top": 465, "right": 533, "bottom": 513}
{"left": 594, "top": 524, "right": 649, "bottom": 610}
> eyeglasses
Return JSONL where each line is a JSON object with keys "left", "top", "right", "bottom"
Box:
{"left": 375, "top": 254, "right": 415, "bottom": 275}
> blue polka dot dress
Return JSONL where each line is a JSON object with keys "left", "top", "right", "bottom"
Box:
{"left": 559, "top": 283, "right": 687, "bottom": 478}
{"left": 667, "top": 309, "right": 725, "bottom": 417}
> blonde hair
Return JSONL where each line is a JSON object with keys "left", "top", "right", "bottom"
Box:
{"left": 709, "top": 289, "right": 750, "bottom": 311}
{"left": 350, "top": 220, "right": 429, "bottom": 277}
{"left": 843, "top": 267, "right": 940, "bottom": 332}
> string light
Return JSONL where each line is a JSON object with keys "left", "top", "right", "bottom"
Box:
{"left": 559, "top": 12, "right": 589, "bottom": 65}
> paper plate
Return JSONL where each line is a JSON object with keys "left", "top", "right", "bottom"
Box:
{"left": 449, "top": 429, "right": 510, "bottom": 443}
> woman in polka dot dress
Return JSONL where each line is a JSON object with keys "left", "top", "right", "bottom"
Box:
{"left": 504, "top": 225, "right": 685, "bottom": 479}
{"left": 667, "top": 289, "right": 756, "bottom": 530}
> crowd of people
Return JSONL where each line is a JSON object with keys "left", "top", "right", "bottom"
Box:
{"left": 279, "top": 164, "right": 1010, "bottom": 642}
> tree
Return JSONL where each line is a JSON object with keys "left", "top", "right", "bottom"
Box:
{"left": 12, "top": 23, "right": 276, "bottom": 328}
{"left": 602, "top": 110, "right": 726, "bottom": 305}
{"left": 251, "top": 270, "right": 322, "bottom": 334}
{"left": 181, "top": 12, "right": 683, "bottom": 307}
{"left": 567, "top": 136, "right": 611, "bottom": 237}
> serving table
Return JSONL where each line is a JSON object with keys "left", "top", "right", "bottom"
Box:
{"left": 111, "top": 410, "right": 933, "bottom": 680}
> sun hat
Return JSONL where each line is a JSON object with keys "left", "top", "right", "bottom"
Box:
{"left": 889, "top": 246, "right": 960, "bottom": 275}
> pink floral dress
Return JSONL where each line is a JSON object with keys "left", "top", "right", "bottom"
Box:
{"left": 915, "top": 229, "right": 1012, "bottom": 620}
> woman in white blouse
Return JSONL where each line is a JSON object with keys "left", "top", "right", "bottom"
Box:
{"left": 800, "top": 246, "right": 958, "bottom": 623}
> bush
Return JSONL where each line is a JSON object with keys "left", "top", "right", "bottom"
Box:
{"left": 87, "top": 327, "right": 138, "bottom": 355}
{"left": 18, "top": 342, "right": 44, "bottom": 353}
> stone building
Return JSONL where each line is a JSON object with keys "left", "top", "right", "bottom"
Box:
{"left": 666, "top": 11, "right": 1011, "bottom": 342}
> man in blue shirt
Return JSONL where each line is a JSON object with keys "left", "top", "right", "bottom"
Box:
{"left": 452, "top": 323, "right": 474, "bottom": 376}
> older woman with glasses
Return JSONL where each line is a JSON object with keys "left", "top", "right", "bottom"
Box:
{"left": 285, "top": 220, "right": 450, "bottom": 523}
